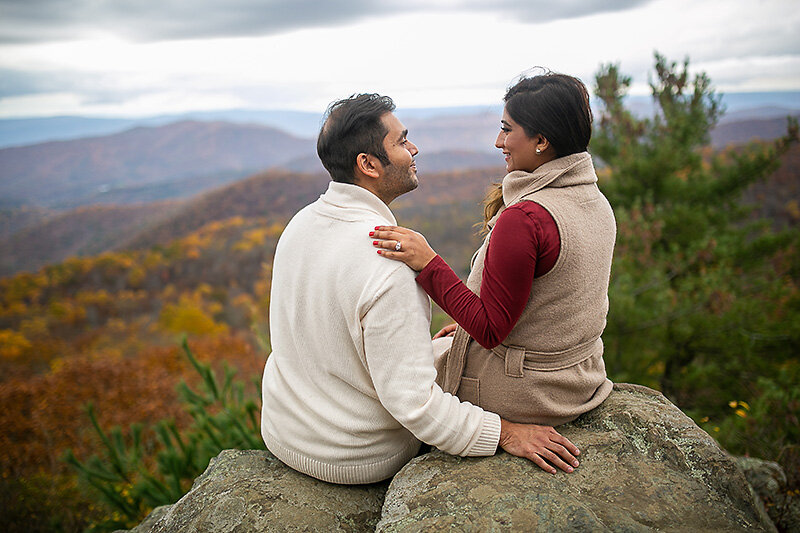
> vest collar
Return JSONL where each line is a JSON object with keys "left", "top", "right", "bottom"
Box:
{"left": 501, "top": 152, "right": 597, "bottom": 207}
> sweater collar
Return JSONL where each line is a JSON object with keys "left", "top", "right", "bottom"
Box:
{"left": 501, "top": 151, "right": 597, "bottom": 207}
{"left": 317, "top": 181, "right": 398, "bottom": 225}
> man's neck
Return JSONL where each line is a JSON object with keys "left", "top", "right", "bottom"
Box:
{"left": 352, "top": 178, "right": 393, "bottom": 206}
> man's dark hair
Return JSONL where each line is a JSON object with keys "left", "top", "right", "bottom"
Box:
{"left": 504, "top": 71, "right": 593, "bottom": 157}
{"left": 317, "top": 93, "right": 396, "bottom": 184}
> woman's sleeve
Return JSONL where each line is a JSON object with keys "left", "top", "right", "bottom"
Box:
{"left": 416, "top": 203, "right": 556, "bottom": 349}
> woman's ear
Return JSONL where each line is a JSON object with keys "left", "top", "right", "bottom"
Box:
{"left": 535, "top": 135, "right": 551, "bottom": 154}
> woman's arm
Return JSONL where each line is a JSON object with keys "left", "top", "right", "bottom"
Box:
{"left": 372, "top": 203, "right": 558, "bottom": 349}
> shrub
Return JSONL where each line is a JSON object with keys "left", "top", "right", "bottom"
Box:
{"left": 63, "top": 339, "right": 264, "bottom": 531}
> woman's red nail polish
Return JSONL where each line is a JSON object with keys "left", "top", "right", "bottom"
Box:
{"left": 373, "top": 240, "right": 378, "bottom": 245}
{"left": 374, "top": 226, "right": 380, "bottom": 230}
{"left": 369, "top": 231, "right": 374, "bottom": 236}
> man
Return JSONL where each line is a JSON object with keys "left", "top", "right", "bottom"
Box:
{"left": 261, "top": 93, "right": 580, "bottom": 484}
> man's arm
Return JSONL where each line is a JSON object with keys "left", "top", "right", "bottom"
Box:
{"left": 362, "top": 266, "right": 500, "bottom": 457}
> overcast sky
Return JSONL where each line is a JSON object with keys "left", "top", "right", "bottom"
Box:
{"left": 0, "top": 0, "right": 797, "bottom": 118}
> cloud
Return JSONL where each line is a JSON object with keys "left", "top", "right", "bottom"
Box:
{"left": 460, "top": 0, "right": 653, "bottom": 22}
{"left": 0, "top": 0, "right": 654, "bottom": 44}
{"left": 0, "top": 67, "right": 162, "bottom": 106}
{"left": 1, "top": 0, "right": 797, "bottom": 119}
{"left": 0, "top": 69, "right": 61, "bottom": 97}
{"left": 0, "top": 68, "right": 134, "bottom": 102}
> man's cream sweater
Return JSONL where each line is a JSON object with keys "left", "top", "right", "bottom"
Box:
{"left": 261, "top": 182, "right": 501, "bottom": 484}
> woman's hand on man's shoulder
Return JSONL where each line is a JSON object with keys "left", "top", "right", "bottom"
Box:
{"left": 370, "top": 225, "right": 437, "bottom": 272}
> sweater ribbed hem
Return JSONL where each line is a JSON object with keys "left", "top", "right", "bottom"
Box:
{"left": 466, "top": 412, "right": 501, "bottom": 456}
{"left": 263, "top": 431, "right": 421, "bottom": 485}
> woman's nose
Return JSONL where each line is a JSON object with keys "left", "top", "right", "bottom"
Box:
{"left": 495, "top": 131, "right": 505, "bottom": 149}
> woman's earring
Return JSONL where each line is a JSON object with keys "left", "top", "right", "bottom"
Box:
{"left": 535, "top": 148, "right": 542, "bottom": 154}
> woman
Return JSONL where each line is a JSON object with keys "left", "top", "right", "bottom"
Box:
{"left": 371, "top": 71, "right": 615, "bottom": 425}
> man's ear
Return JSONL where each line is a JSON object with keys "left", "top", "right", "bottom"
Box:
{"left": 354, "top": 152, "right": 381, "bottom": 180}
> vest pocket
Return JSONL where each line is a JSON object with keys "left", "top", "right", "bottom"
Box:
{"left": 458, "top": 377, "right": 480, "bottom": 406}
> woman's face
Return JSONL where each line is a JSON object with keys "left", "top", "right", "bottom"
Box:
{"left": 494, "top": 109, "right": 541, "bottom": 173}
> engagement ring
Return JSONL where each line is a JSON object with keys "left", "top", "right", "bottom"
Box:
{"left": 395, "top": 241, "right": 402, "bottom": 251}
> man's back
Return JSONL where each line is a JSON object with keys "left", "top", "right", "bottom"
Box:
{"left": 261, "top": 182, "right": 499, "bottom": 484}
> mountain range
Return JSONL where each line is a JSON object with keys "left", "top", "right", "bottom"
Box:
{"left": 1, "top": 96, "right": 798, "bottom": 278}
{"left": 2, "top": 103, "right": 797, "bottom": 211}
{"left": 1, "top": 91, "right": 798, "bottom": 149}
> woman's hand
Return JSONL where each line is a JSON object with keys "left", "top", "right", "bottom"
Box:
{"left": 498, "top": 419, "right": 581, "bottom": 474}
{"left": 370, "top": 225, "right": 437, "bottom": 272}
{"left": 432, "top": 323, "right": 457, "bottom": 339}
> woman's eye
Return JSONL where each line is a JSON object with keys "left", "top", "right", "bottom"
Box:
{"left": 500, "top": 127, "right": 510, "bottom": 133}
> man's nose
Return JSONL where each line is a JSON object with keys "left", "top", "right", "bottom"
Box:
{"left": 408, "top": 141, "right": 419, "bottom": 156}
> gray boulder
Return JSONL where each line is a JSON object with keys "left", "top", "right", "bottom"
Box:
{"left": 735, "top": 456, "right": 799, "bottom": 532}
{"left": 128, "top": 384, "right": 778, "bottom": 532}
{"left": 136, "top": 448, "right": 388, "bottom": 532}
{"left": 378, "top": 383, "right": 775, "bottom": 532}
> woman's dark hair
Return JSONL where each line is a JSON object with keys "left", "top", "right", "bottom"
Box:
{"left": 482, "top": 71, "right": 593, "bottom": 228}
{"left": 504, "top": 71, "right": 593, "bottom": 157}
{"left": 317, "top": 93, "right": 395, "bottom": 184}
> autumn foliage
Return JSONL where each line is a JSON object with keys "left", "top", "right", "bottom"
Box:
{"left": 0, "top": 216, "right": 275, "bottom": 530}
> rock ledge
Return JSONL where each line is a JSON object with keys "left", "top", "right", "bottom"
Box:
{"left": 128, "top": 384, "right": 777, "bottom": 532}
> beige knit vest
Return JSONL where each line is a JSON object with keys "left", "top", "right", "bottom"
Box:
{"left": 437, "top": 152, "right": 616, "bottom": 425}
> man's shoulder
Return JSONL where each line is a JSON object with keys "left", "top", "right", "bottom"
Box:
{"left": 279, "top": 206, "right": 412, "bottom": 277}
{"left": 327, "top": 222, "right": 420, "bottom": 303}
{"left": 285, "top": 196, "right": 390, "bottom": 230}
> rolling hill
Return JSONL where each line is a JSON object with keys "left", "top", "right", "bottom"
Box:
{"left": 0, "top": 162, "right": 507, "bottom": 278}
{"left": 0, "top": 120, "right": 315, "bottom": 208}
{"left": 278, "top": 150, "right": 501, "bottom": 175}
{"left": 0, "top": 205, "right": 54, "bottom": 239}
{"left": 122, "top": 163, "right": 506, "bottom": 257}
{"left": 122, "top": 169, "right": 330, "bottom": 250}
{"left": 710, "top": 115, "right": 799, "bottom": 148}
{"left": 3, "top": 135, "right": 797, "bottom": 280}
{"left": 0, "top": 201, "right": 180, "bottom": 277}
